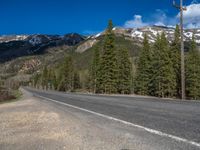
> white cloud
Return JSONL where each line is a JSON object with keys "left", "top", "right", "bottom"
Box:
{"left": 124, "top": 10, "right": 174, "bottom": 29}
{"left": 177, "top": 3, "right": 200, "bottom": 28}
{"left": 124, "top": 15, "right": 148, "bottom": 28}
{"left": 123, "top": 2, "right": 200, "bottom": 29}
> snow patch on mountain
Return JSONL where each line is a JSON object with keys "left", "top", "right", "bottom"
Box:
{"left": 91, "top": 26, "right": 200, "bottom": 44}
{"left": 131, "top": 30, "right": 144, "bottom": 39}
{"left": 0, "top": 35, "right": 28, "bottom": 43}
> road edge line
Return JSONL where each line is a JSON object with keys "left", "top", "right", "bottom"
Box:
{"left": 35, "top": 94, "right": 200, "bottom": 148}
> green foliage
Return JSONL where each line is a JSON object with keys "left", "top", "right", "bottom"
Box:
{"left": 41, "top": 66, "right": 48, "bottom": 89}
{"left": 134, "top": 34, "right": 152, "bottom": 95}
{"left": 150, "top": 33, "right": 176, "bottom": 97}
{"left": 98, "top": 20, "right": 118, "bottom": 94}
{"left": 171, "top": 25, "right": 181, "bottom": 97}
{"left": 57, "top": 56, "right": 74, "bottom": 91}
{"left": 89, "top": 46, "right": 101, "bottom": 93}
{"left": 117, "top": 48, "right": 132, "bottom": 94}
{"left": 88, "top": 20, "right": 133, "bottom": 94}
{"left": 73, "top": 70, "right": 81, "bottom": 90}
{"left": 32, "top": 73, "right": 41, "bottom": 88}
{"left": 186, "top": 36, "right": 200, "bottom": 100}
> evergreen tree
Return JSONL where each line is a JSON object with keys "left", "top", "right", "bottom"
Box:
{"left": 151, "top": 33, "right": 176, "bottom": 97}
{"left": 57, "top": 66, "right": 64, "bottom": 91}
{"left": 171, "top": 25, "right": 181, "bottom": 97}
{"left": 135, "top": 34, "right": 152, "bottom": 95}
{"left": 49, "top": 70, "right": 58, "bottom": 90}
{"left": 90, "top": 46, "right": 101, "bottom": 93}
{"left": 117, "top": 48, "right": 132, "bottom": 94}
{"left": 58, "top": 56, "right": 74, "bottom": 91}
{"left": 41, "top": 66, "right": 48, "bottom": 90}
{"left": 73, "top": 70, "right": 81, "bottom": 90}
{"left": 32, "top": 73, "right": 40, "bottom": 88}
{"left": 47, "top": 69, "right": 53, "bottom": 90}
{"left": 186, "top": 36, "right": 200, "bottom": 100}
{"left": 99, "top": 20, "right": 118, "bottom": 94}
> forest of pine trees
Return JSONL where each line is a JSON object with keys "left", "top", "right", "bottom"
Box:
{"left": 89, "top": 20, "right": 132, "bottom": 94}
{"left": 32, "top": 21, "right": 200, "bottom": 100}
{"left": 135, "top": 25, "right": 200, "bottom": 99}
{"left": 32, "top": 56, "right": 81, "bottom": 92}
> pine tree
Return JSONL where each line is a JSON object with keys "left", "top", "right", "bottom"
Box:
{"left": 73, "top": 70, "right": 81, "bottom": 90}
{"left": 117, "top": 48, "right": 132, "bottom": 94}
{"left": 151, "top": 33, "right": 176, "bottom": 97}
{"left": 47, "top": 69, "right": 53, "bottom": 90}
{"left": 171, "top": 25, "right": 181, "bottom": 97}
{"left": 58, "top": 56, "right": 74, "bottom": 91}
{"left": 98, "top": 20, "right": 118, "bottom": 94}
{"left": 50, "top": 70, "right": 58, "bottom": 90}
{"left": 32, "top": 73, "right": 41, "bottom": 88}
{"left": 41, "top": 66, "right": 48, "bottom": 90}
{"left": 57, "top": 66, "right": 65, "bottom": 91}
{"left": 186, "top": 36, "right": 200, "bottom": 100}
{"left": 90, "top": 46, "right": 101, "bottom": 93}
{"left": 135, "top": 34, "right": 152, "bottom": 95}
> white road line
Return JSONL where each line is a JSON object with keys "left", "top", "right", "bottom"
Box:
{"left": 35, "top": 94, "right": 200, "bottom": 148}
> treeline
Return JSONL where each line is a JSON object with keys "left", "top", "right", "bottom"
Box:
{"left": 89, "top": 20, "right": 132, "bottom": 94}
{"left": 32, "top": 56, "right": 81, "bottom": 92}
{"left": 32, "top": 21, "right": 200, "bottom": 100}
{"left": 135, "top": 25, "right": 200, "bottom": 100}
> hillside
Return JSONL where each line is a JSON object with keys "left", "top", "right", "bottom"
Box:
{"left": 0, "top": 26, "right": 199, "bottom": 87}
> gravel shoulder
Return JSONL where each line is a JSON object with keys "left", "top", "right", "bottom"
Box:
{"left": 0, "top": 89, "right": 199, "bottom": 150}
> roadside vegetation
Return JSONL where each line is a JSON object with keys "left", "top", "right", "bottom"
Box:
{"left": 31, "top": 21, "right": 200, "bottom": 100}
{"left": 0, "top": 87, "right": 22, "bottom": 104}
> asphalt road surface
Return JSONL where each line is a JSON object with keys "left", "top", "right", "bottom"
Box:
{"left": 25, "top": 87, "right": 200, "bottom": 150}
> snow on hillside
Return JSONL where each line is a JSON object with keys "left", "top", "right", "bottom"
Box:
{"left": 28, "top": 35, "right": 43, "bottom": 46}
{"left": 0, "top": 35, "right": 28, "bottom": 43}
{"left": 92, "top": 26, "right": 200, "bottom": 44}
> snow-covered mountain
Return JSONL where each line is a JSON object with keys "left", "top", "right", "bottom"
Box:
{"left": 92, "top": 26, "right": 200, "bottom": 44}
{"left": 0, "top": 35, "right": 28, "bottom": 43}
{"left": 74, "top": 26, "right": 200, "bottom": 53}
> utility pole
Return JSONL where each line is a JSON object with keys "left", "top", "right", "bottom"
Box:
{"left": 173, "top": 0, "right": 187, "bottom": 100}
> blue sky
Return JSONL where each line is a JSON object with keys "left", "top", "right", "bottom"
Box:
{"left": 0, "top": 0, "right": 199, "bottom": 35}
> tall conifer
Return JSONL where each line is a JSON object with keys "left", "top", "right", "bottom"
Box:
{"left": 99, "top": 20, "right": 118, "bottom": 94}
{"left": 135, "top": 34, "right": 152, "bottom": 95}
{"left": 186, "top": 36, "right": 200, "bottom": 100}
{"left": 151, "top": 33, "right": 176, "bottom": 97}
{"left": 90, "top": 46, "right": 101, "bottom": 93}
{"left": 117, "top": 48, "right": 132, "bottom": 94}
{"left": 171, "top": 25, "right": 181, "bottom": 97}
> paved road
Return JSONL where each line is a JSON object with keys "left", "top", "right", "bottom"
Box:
{"left": 25, "top": 87, "right": 200, "bottom": 149}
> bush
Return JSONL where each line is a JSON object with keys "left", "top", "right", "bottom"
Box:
{"left": 0, "top": 88, "right": 16, "bottom": 103}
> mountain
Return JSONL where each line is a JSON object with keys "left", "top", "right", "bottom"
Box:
{"left": 0, "top": 33, "right": 85, "bottom": 62}
{"left": 97, "top": 25, "right": 200, "bottom": 44}
{"left": 75, "top": 26, "right": 200, "bottom": 54}
{"left": 0, "top": 35, "right": 28, "bottom": 43}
